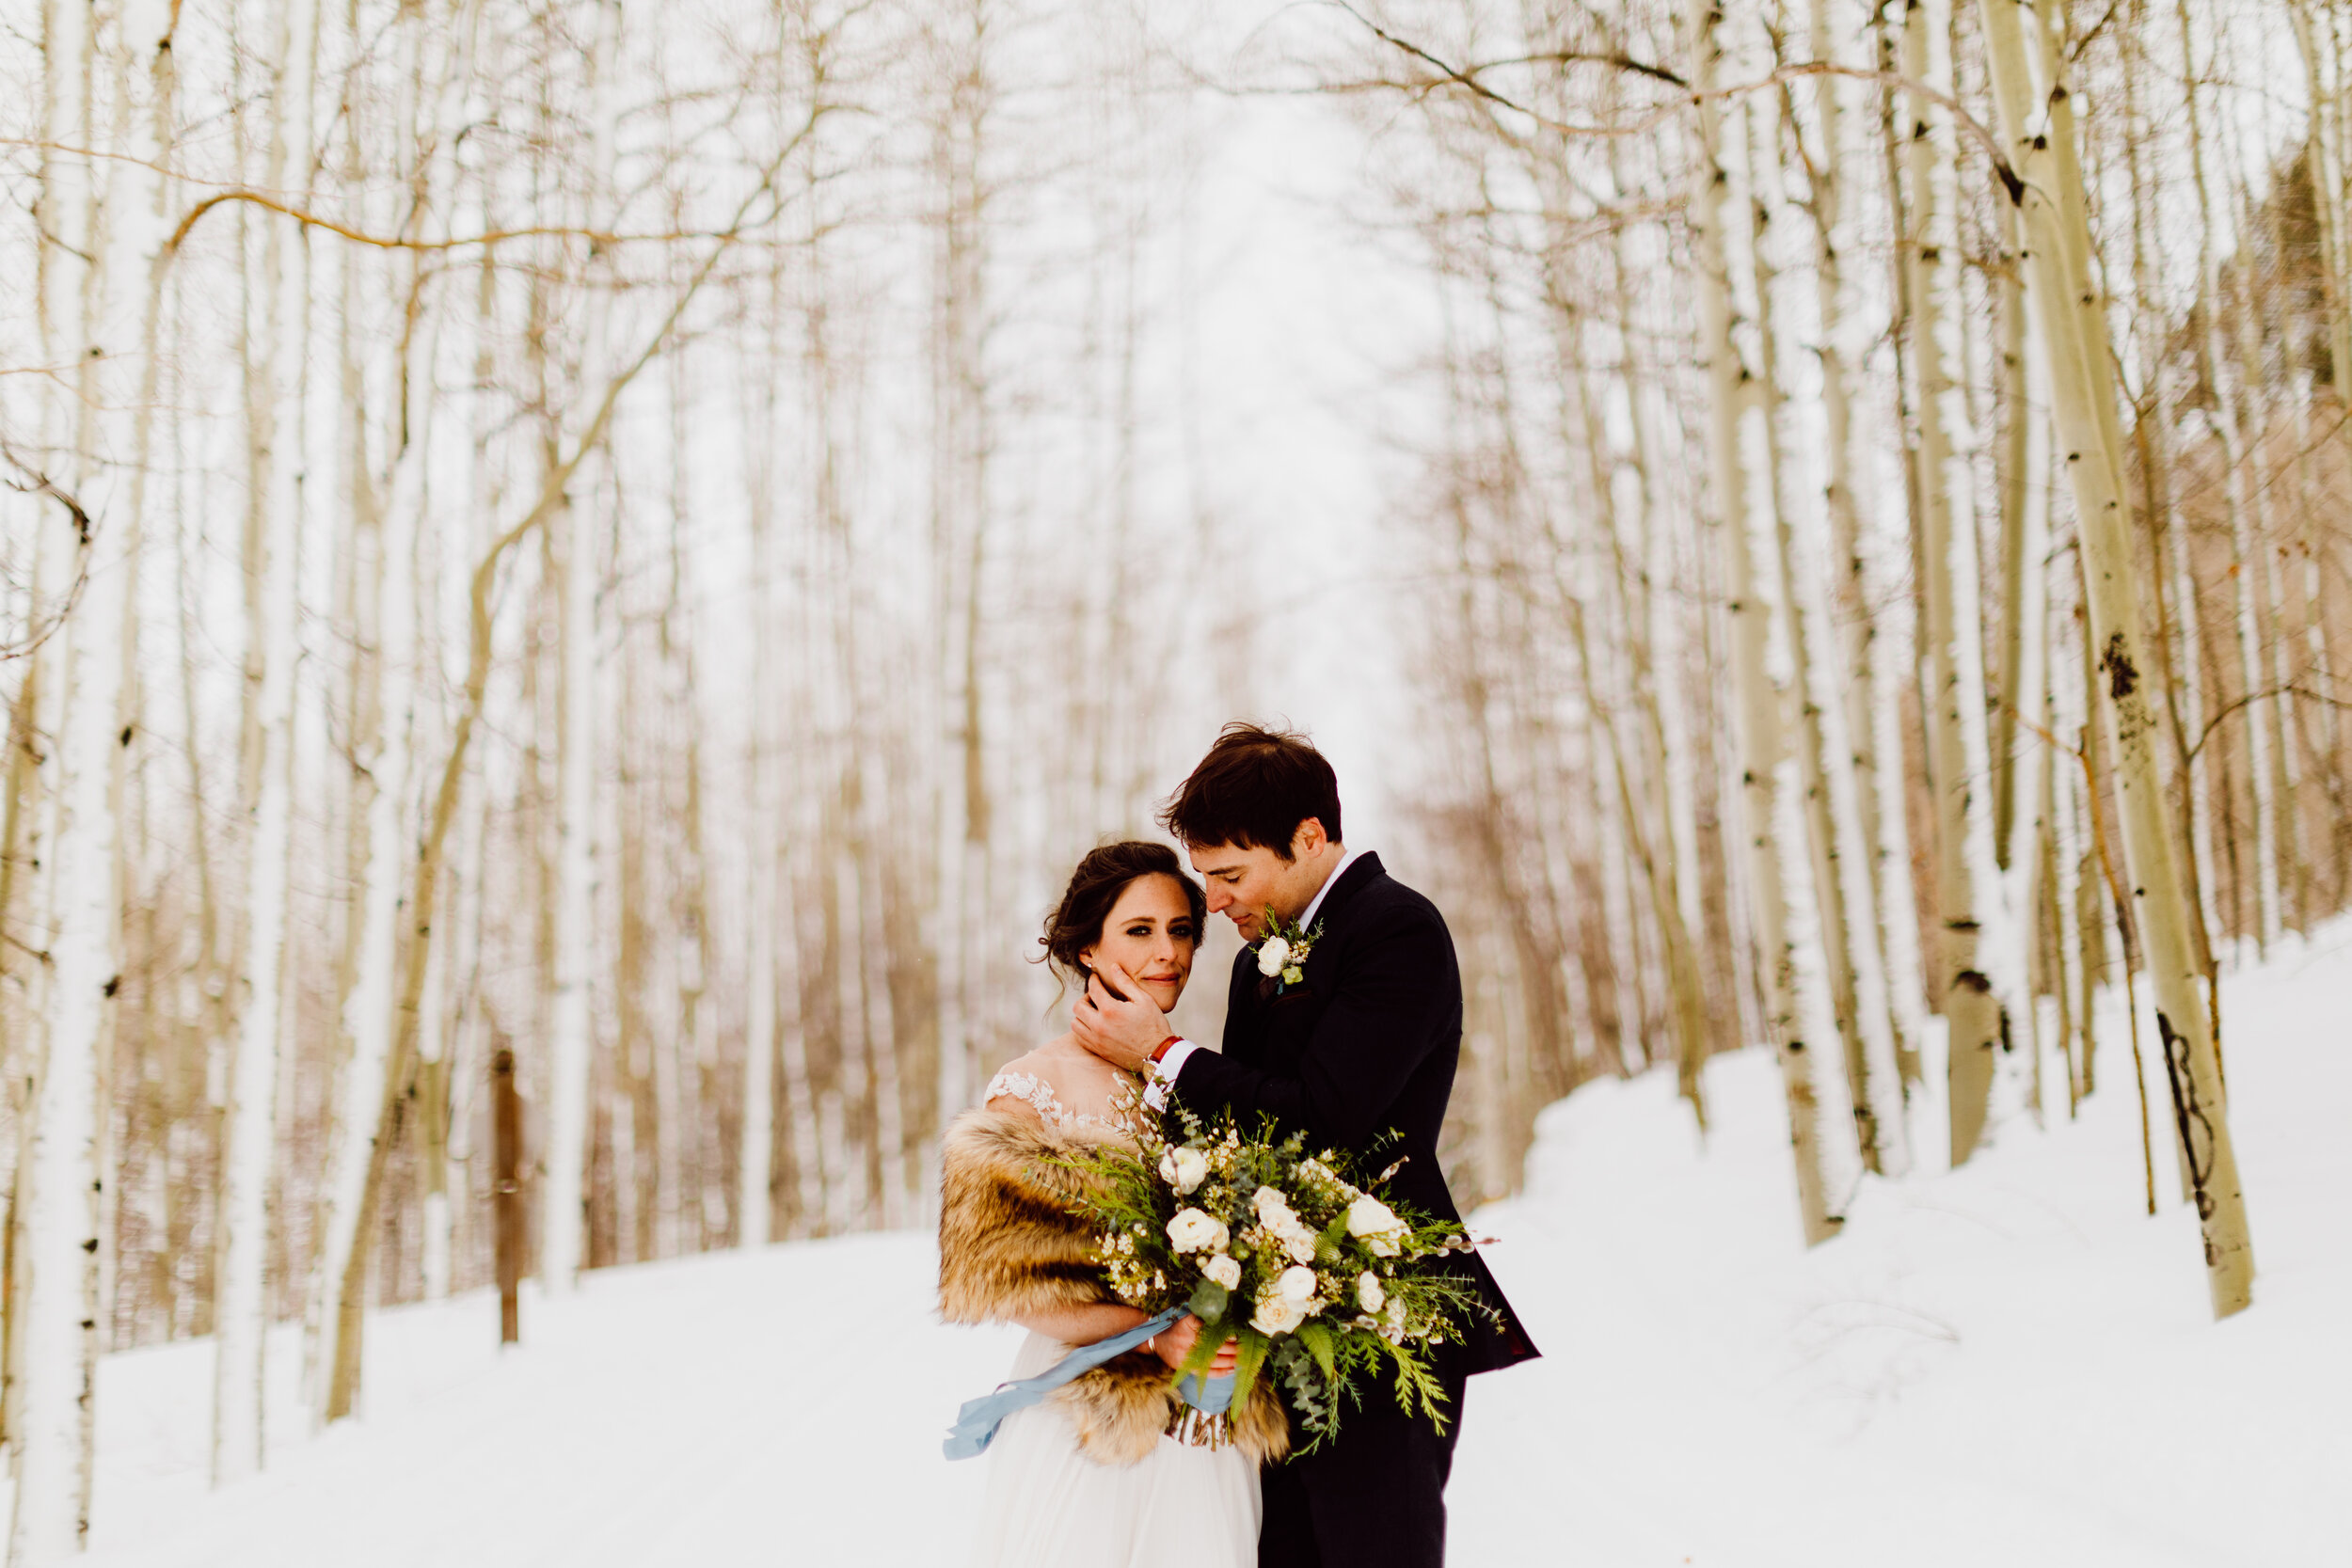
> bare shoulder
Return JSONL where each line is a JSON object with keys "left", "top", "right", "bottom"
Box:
{"left": 981, "top": 1045, "right": 1064, "bottom": 1120}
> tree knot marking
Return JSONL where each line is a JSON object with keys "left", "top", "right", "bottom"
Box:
{"left": 2154, "top": 1010, "right": 2218, "bottom": 1227}
{"left": 2099, "top": 632, "right": 2137, "bottom": 700}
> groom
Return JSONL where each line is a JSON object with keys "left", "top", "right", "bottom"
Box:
{"left": 1072, "top": 722, "right": 1538, "bottom": 1568}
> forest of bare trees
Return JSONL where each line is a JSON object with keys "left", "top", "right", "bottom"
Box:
{"left": 1, "top": 0, "right": 2344, "bottom": 1557}
{"left": 1354, "top": 0, "right": 2339, "bottom": 1315}
{"left": 0, "top": 0, "right": 1264, "bottom": 1553}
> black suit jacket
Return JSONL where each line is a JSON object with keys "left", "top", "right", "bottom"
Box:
{"left": 1169, "top": 852, "right": 1538, "bottom": 1376}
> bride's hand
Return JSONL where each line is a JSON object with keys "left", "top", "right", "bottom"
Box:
{"left": 1070, "top": 960, "right": 1168, "bottom": 1072}
{"left": 1148, "top": 1314, "right": 1240, "bottom": 1377}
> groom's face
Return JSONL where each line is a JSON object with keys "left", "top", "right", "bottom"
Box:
{"left": 1187, "top": 823, "right": 1329, "bottom": 942}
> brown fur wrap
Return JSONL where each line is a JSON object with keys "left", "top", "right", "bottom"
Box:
{"left": 937, "top": 1108, "right": 1290, "bottom": 1467}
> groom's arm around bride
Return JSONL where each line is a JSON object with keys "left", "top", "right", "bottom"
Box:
{"left": 1072, "top": 723, "right": 1537, "bottom": 1568}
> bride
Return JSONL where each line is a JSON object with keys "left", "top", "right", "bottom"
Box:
{"left": 939, "top": 841, "right": 1286, "bottom": 1567}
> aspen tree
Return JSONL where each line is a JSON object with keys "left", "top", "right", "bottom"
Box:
{"left": 1681, "top": 0, "right": 1836, "bottom": 1228}
{"left": 2239, "top": 189, "right": 2305, "bottom": 934}
{"left": 931, "top": 0, "right": 997, "bottom": 1131}
{"left": 2177, "top": 0, "right": 2279, "bottom": 950}
{"left": 13, "top": 0, "right": 138, "bottom": 1543}
{"left": 738, "top": 214, "right": 786, "bottom": 1254}
{"left": 1563, "top": 298, "right": 1710, "bottom": 1106}
{"left": 213, "top": 0, "right": 317, "bottom": 1481}
{"left": 322, "top": 0, "right": 467, "bottom": 1416}
{"left": 1903, "top": 0, "right": 2007, "bottom": 1164}
{"left": 1745, "top": 69, "right": 1889, "bottom": 1175}
{"left": 2287, "top": 0, "right": 2352, "bottom": 441}
{"left": 545, "top": 0, "right": 626, "bottom": 1294}
{"left": 1794, "top": 0, "right": 1916, "bottom": 1122}
{"left": 1978, "top": 0, "right": 2255, "bottom": 1316}
{"left": 2117, "top": 13, "right": 2220, "bottom": 985}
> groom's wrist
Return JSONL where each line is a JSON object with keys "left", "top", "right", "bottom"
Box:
{"left": 1141, "top": 1038, "right": 1198, "bottom": 1111}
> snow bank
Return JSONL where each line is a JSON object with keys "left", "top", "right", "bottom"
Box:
{"left": 76, "top": 924, "right": 2349, "bottom": 1566}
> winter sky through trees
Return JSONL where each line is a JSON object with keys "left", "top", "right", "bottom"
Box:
{"left": 4, "top": 0, "right": 2349, "bottom": 1559}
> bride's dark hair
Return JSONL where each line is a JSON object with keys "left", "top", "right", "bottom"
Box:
{"left": 1039, "top": 841, "right": 1208, "bottom": 990}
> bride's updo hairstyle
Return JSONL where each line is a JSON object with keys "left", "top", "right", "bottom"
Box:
{"left": 1040, "top": 841, "right": 1208, "bottom": 991}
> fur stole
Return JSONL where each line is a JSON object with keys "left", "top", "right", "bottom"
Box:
{"left": 937, "top": 1107, "right": 1289, "bottom": 1467}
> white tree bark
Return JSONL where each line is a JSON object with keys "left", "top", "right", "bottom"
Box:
{"left": 12, "top": 0, "right": 127, "bottom": 1545}
{"left": 1979, "top": 0, "right": 2255, "bottom": 1317}
{"left": 543, "top": 0, "right": 625, "bottom": 1293}
{"left": 209, "top": 0, "right": 316, "bottom": 1484}
{"left": 1904, "top": 0, "right": 2008, "bottom": 1164}
{"left": 1683, "top": 0, "right": 1834, "bottom": 1236}
{"left": 2288, "top": 0, "right": 2352, "bottom": 441}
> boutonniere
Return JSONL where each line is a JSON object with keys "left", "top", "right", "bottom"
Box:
{"left": 1252, "top": 908, "right": 1323, "bottom": 994}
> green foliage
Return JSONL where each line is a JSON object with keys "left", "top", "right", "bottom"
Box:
{"left": 1054, "top": 1094, "right": 1494, "bottom": 1452}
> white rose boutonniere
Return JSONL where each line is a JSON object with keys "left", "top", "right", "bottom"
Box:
{"left": 1251, "top": 909, "right": 1323, "bottom": 991}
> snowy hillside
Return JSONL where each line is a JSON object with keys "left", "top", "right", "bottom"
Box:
{"left": 77, "top": 925, "right": 2350, "bottom": 1567}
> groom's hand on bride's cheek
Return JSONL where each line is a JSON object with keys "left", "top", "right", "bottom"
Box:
{"left": 1071, "top": 963, "right": 1164, "bottom": 1070}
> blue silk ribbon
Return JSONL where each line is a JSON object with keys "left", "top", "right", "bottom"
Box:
{"left": 943, "top": 1307, "right": 1236, "bottom": 1461}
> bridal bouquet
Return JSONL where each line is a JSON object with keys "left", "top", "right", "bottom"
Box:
{"left": 1063, "top": 1099, "right": 1491, "bottom": 1452}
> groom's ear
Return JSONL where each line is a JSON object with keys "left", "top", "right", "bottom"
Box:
{"left": 1289, "top": 817, "right": 1328, "bottom": 860}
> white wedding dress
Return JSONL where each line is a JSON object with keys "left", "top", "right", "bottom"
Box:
{"left": 965, "top": 1069, "right": 1260, "bottom": 1568}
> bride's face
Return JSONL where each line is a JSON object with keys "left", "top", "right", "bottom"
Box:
{"left": 1080, "top": 874, "right": 1199, "bottom": 1014}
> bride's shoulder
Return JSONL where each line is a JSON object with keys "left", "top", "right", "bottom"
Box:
{"left": 980, "top": 1044, "right": 1068, "bottom": 1122}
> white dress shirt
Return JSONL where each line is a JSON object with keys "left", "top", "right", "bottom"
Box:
{"left": 1144, "top": 847, "right": 1364, "bottom": 1110}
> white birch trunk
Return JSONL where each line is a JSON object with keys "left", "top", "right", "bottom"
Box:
{"left": 2288, "top": 0, "right": 2352, "bottom": 440}
{"left": 211, "top": 0, "right": 315, "bottom": 1482}
{"left": 544, "top": 489, "right": 599, "bottom": 1290}
{"left": 1683, "top": 0, "right": 1834, "bottom": 1234}
{"left": 12, "top": 1, "right": 113, "bottom": 1541}
{"left": 1905, "top": 0, "right": 2008, "bottom": 1164}
{"left": 1979, "top": 0, "right": 2255, "bottom": 1317}
{"left": 544, "top": 0, "right": 624, "bottom": 1292}
{"left": 2177, "top": 2, "right": 2279, "bottom": 950}
{"left": 739, "top": 443, "right": 778, "bottom": 1248}
{"left": 1749, "top": 49, "right": 1907, "bottom": 1175}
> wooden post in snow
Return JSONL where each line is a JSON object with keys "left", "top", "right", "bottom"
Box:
{"left": 494, "top": 1046, "right": 524, "bottom": 1346}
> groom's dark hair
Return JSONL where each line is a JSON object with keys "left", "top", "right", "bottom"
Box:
{"left": 1158, "top": 722, "right": 1342, "bottom": 861}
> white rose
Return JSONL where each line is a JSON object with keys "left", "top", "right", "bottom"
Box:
{"left": 1256, "top": 936, "right": 1292, "bottom": 977}
{"left": 1203, "top": 1254, "right": 1242, "bottom": 1290}
{"left": 1357, "top": 1272, "right": 1385, "bottom": 1312}
{"left": 1284, "top": 1230, "right": 1320, "bottom": 1265}
{"left": 1366, "top": 1233, "right": 1402, "bottom": 1259}
{"left": 1250, "top": 1294, "right": 1309, "bottom": 1336}
{"left": 1167, "top": 1208, "right": 1228, "bottom": 1254}
{"left": 1158, "top": 1149, "right": 1181, "bottom": 1186}
{"left": 1277, "top": 1264, "right": 1318, "bottom": 1304}
{"left": 1169, "top": 1147, "right": 1210, "bottom": 1196}
{"left": 1251, "top": 1186, "right": 1296, "bottom": 1227}
{"left": 1346, "top": 1195, "right": 1406, "bottom": 1242}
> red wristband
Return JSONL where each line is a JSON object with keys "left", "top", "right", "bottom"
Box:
{"left": 1151, "top": 1036, "right": 1184, "bottom": 1064}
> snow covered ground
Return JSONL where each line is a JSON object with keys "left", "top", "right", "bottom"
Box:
{"left": 78, "top": 924, "right": 2350, "bottom": 1567}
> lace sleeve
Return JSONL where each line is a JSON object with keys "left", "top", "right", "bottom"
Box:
{"left": 984, "top": 1070, "right": 1064, "bottom": 1124}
